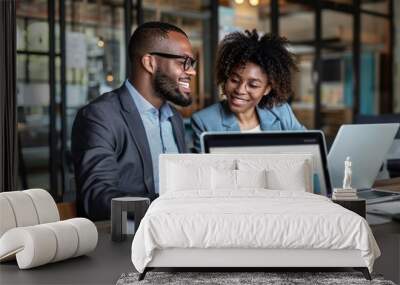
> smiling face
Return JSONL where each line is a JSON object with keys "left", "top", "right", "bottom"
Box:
{"left": 152, "top": 31, "right": 196, "bottom": 107}
{"left": 224, "top": 62, "right": 271, "bottom": 115}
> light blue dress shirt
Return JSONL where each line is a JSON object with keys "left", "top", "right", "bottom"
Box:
{"left": 125, "top": 80, "right": 179, "bottom": 193}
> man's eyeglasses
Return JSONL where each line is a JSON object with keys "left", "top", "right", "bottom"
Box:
{"left": 149, "top": 52, "right": 197, "bottom": 71}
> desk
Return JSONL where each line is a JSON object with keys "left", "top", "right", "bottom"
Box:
{"left": 373, "top": 177, "right": 400, "bottom": 192}
{"left": 0, "top": 231, "right": 133, "bottom": 285}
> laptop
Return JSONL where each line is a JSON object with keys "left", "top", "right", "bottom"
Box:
{"left": 327, "top": 123, "right": 400, "bottom": 204}
{"left": 201, "top": 131, "right": 332, "bottom": 196}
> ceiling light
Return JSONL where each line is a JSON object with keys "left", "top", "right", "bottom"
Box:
{"left": 235, "top": 0, "right": 244, "bottom": 4}
{"left": 97, "top": 37, "right": 105, "bottom": 48}
{"left": 106, "top": 72, "right": 114, "bottom": 83}
{"left": 249, "top": 0, "right": 259, "bottom": 6}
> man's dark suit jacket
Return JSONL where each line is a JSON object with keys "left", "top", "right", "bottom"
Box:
{"left": 71, "top": 84, "right": 187, "bottom": 221}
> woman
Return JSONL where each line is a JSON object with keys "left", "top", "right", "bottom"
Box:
{"left": 191, "top": 30, "right": 305, "bottom": 153}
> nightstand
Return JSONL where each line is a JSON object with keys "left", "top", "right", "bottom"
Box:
{"left": 111, "top": 197, "right": 150, "bottom": 242}
{"left": 332, "top": 199, "right": 366, "bottom": 218}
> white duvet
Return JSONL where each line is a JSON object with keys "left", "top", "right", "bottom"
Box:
{"left": 131, "top": 190, "right": 380, "bottom": 273}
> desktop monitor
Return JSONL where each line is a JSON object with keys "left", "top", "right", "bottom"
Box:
{"left": 201, "top": 131, "right": 332, "bottom": 196}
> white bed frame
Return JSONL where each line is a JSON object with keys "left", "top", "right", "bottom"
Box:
{"left": 148, "top": 248, "right": 365, "bottom": 268}
{"left": 139, "top": 154, "right": 372, "bottom": 281}
{"left": 141, "top": 248, "right": 370, "bottom": 280}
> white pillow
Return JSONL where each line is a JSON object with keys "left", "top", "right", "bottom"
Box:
{"left": 211, "top": 169, "right": 267, "bottom": 190}
{"left": 237, "top": 169, "right": 267, "bottom": 189}
{"left": 211, "top": 168, "right": 236, "bottom": 190}
{"left": 167, "top": 162, "right": 211, "bottom": 191}
{"left": 237, "top": 158, "right": 312, "bottom": 192}
{"left": 266, "top": 164, "right": 309, "bottom": 192}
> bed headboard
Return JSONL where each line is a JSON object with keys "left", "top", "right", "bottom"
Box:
{"left": 159, "top": 153, "right": 313, "bottom": 196}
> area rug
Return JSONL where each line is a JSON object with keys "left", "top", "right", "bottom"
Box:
{"left": 116, "top": 271, "right": 396, "bottom": 285}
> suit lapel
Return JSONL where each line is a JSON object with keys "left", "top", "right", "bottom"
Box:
{"left": 117, "top": 85, "right": 155, "bottom": 197}
{"left": 221, "top": 101, "right": 240, "bottom": 131}
{"left": 169, "top": 110, "right": 187, "bottom": 153}
{"left": 257, "top": 105, "right": 282, "bottom": 131}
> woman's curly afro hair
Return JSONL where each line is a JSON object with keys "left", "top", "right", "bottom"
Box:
{"left": 216, "top": 30, "right": 297, "bottom": 108}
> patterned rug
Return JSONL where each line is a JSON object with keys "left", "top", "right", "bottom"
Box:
{"left": 116, "top": 271, "right": 396, "bottom": 285}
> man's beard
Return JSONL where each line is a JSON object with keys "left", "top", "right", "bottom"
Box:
{"left": 153, "top": 71, "right": 192, "bottom": 107}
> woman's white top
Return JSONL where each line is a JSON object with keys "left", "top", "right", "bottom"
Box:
{"left": 241, "top": 125, "right": 261, "bottom": 133}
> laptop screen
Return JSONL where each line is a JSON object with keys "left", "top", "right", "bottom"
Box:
{"left": 327, "top": 123, "right": 399, "bottom": 190}
{"left": 201, "top": 131, "right": 332, "bottom": 196}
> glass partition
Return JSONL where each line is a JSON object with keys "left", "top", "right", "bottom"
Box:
{"left": 63, "top": 0, "right": 128, "bottom": 197}
{"left": 320, "top": 10, "right": 354, "bottom": 145}
{"left": 16, "top": 0, "right": 51, "bottom": 191}
{"left": 218, "top": 0, "right": 270, "bottom": 38}
{"left": 16, "top": 0, "right": 131, "bottom": 197}
{"left": 360, "top": 13, "right": 390, "bottom": 114}
{"left": 361, "top": 0, "right": 389, "bottom": 15}
{"left": 279, "top": 2, "right": 315, "bottom": 129}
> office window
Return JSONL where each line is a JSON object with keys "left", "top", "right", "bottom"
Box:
{"left": 361, "top": 13, "right": 390, "bottom": 114}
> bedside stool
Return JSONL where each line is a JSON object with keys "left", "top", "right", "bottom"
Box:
{"left": 111, "top": 197, "right": 150, "bottom": 242}
{"left": 332, "top": 199, "right": 366, "bottom": 218}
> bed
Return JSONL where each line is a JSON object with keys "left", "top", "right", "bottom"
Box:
{"left": 131, "top": 154, "right": 380, "bottom": 280}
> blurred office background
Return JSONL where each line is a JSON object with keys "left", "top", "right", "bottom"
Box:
{"left": 7, "top": 0, "right": 400, "bottom": 201}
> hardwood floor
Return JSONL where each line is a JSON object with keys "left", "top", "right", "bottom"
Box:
{"left": 369, "top": 215, "right": 400, "bottom": 284}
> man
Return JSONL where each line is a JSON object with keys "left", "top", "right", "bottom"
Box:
{"left": 72, "top": 22, "right": 197, "bottom": 220}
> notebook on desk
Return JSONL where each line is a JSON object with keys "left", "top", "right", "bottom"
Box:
{"left": 327, "top": 123, "right": 400, "bottom": 204}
